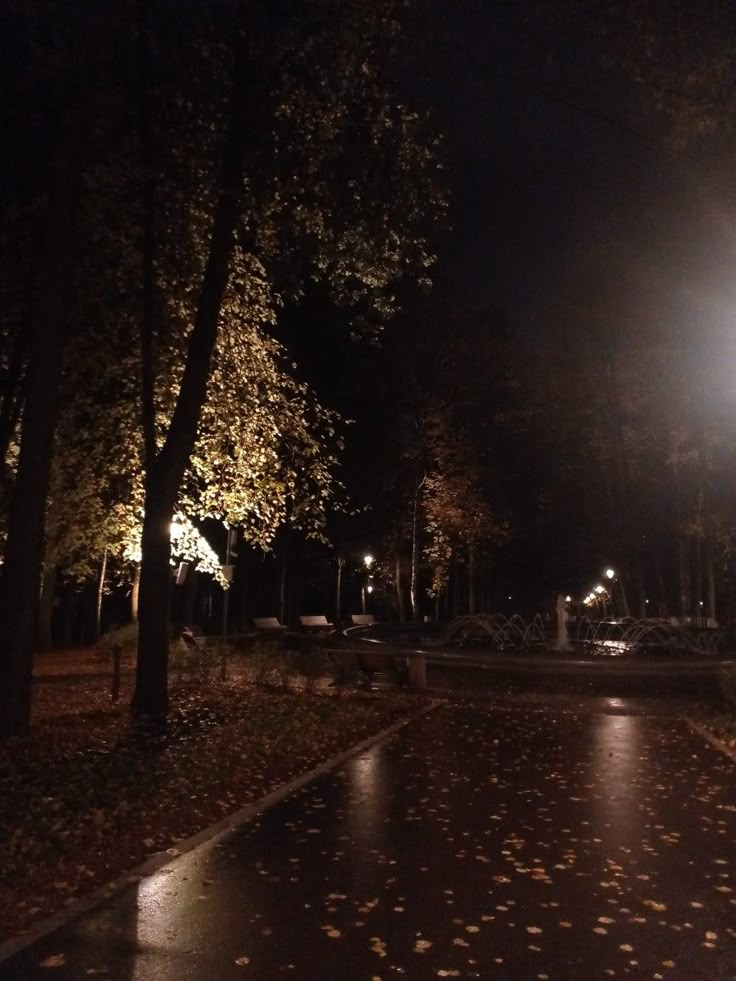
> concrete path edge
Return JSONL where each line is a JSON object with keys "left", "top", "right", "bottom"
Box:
{"left": 0, "top": 698, "right": 442, "bottom": 964}
{"left": 684, "top": 715, "right": 736, "bottom": 763}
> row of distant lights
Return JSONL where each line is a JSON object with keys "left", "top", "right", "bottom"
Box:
{"left": 583, "top": 567, "right": 616, "bottom": 607}
{"left": 363, "top": 553, "right": 374, "bottom": 593}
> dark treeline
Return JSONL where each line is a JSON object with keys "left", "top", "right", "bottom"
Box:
{"left": 3, "top": 0, "right": 736, "bottom": 735}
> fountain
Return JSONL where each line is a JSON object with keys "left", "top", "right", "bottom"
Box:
{"left": 554, "top": 594, "right": 572, "bottom": 651}
{"left": 438, "top": 612, "right": 723, "bottom": 658}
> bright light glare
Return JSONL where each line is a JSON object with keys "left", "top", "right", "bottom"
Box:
{"left": 363, "top": 553, "right": 374, "bottom": 568}
{"left": 367, "top": 585, "right": 374, "bottom": 593}
{"left": 565, "top": 595, "right": 572, "bottom": 602}
{"left": 595, "top": 584, "right": 605, "bottom": 594}
{"left": 605, "top": 568, "right": 615, "bottom": 579}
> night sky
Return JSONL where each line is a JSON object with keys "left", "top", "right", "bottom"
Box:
{"left": 408, "top": 1, "right": 736, "bottom": 356}
{"left": 5, "top": 0, "right": 736, "bottom": 623}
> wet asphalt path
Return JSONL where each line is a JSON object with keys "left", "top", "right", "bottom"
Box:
{"left": 2, "top": 700, "right": 736, "bottom": 980}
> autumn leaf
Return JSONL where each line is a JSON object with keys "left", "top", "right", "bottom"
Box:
{"left": 39, "top": 954, "right": 66, "bottom": 968}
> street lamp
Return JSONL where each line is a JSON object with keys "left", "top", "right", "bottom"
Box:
{"left": 594, "top": 583, "right": 608, "bottom": 617}
{"left": 603, "top": 568, "right": 622, "bottom": 615}
{"left": 361, "top": 553, "right": 374, "bottom": 614}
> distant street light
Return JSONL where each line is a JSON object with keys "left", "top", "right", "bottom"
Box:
{"left": 362, "top": 553, "right": 374, "bottom": 614}
{"left": 605, "top": 568, "right": 615, "bottom": 580}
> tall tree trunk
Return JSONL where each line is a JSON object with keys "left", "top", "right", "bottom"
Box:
{"left": 695, "top": 487, "right": 704, "bottom": 616}
{"left": 61, "top": 585, "right": 77, "bottom": 647}
{"left": 335, "top": 556, "right": 343, "bottom": 625}
{"left": 679, "top": 538, "right": 690, "bottom": 617}
{"left": 468, "top": 543, "right": 476, "bottom": 615}
{"left": 395, "top": 552, "right": 406, "bottom": 623}
{"left": 656, "top": 564, "right": 667, "bottom": 618}
{"left": 221, "top": 525, "right": 236, "bottom": 640}
{"left": 131, "top": 564, "right": 141, "bottom": 622}
{"left": 37, "top": 565, "right": 58, "bottom": 653}
{"left": 410, "top": 476, "right": 424, "bottom": 622}
{"left": 280, "top": 537, "right": 289, "bottom": 624}
{"left": 705, "top": 537, "right": 716, "bottom": 622}
{"left": 134, "top": 478, "right": 177, "bottom": 717}
{"left": 95, "top": 549, "right": 108, "bottom": 641}
{"left": 635, "top": 566, "right": 646, "bottom": 618}
{"left": 181, "top": 563, "right": 199, "bottom": 627}
{"left": 132, "top": 29, "right": 251, "bottom": 719}
{"left": 617, "top": 572, "right": 631, "bottom": 618}
{"left": 0, "top": 115, "right": 81, "bottom": 736}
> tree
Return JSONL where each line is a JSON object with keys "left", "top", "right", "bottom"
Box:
{"left": 0, "top": 4, "right": 123, "bottom": 736}
{"left": 0, "top": 0, "right": 445, "bottom": 730}
{"left": 130, "top": 0, "right": 445, "bottom": 716}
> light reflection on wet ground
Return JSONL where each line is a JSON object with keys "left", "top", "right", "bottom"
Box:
{"left": 2, "top": 701, "right": 736, "bottom": 980}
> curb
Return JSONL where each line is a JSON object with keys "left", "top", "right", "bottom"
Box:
{"left": 684, "top": 715, "right": 736, "bottom": 763}
{"left": 0, "top": 698, "right": 441, "bottom": 964}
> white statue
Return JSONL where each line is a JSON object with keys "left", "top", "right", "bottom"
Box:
{"left": 555, "top": 593, "right": 572, "bottom": 651}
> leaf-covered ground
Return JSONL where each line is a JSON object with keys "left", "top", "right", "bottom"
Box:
{"left": 4, "top": 699, "right": 736, "bottom": 980}
{"left": 0, "top": 665, "right": 416, "bottom": 943}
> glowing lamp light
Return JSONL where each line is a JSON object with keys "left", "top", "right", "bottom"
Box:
{"left": 367, "top": 585, "right": 374, "bottom": 593}
{"left": 565, "top": 595, "right": 572, "bottom": 602}
{"left": 363, "top": 553, "right": 374, "bottom": 569}
{"left": 605, "top": 568, "right": 615, "bottom": 579}
{"left": 594, "top": 584, "right": 605, "bottom": 594}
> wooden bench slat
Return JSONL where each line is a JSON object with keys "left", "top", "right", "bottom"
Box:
{"left": 350, "top": 614, "right": 376, "bottom": 626}
{"left": 253, "top": 617, "right": 286, "bottom": 631}
{"left": 299, "top": 615, "right": 334, "bottom": 631}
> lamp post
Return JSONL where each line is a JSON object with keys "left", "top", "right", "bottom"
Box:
{"left": 603, "top": 565, "right": 630, "bottom": 617}
{"left": 336, "top": 555, "right": 345, "bottom": 626}
{"left": 594, "top": 583, "right": 607, "bottom": 618}
{"left": 604, "top": 568, "right": 615, "bottom": 618}
{"left": 361, "top": 553, "right": 374, "bottom": 615}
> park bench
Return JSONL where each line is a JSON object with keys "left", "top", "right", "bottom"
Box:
{"left": 350, "top": 613, "right": 376, "bottom": 626}
{"left": 299, "top": 614, "right": 335, "bottom": 632}
{"left": 253, "top": 616, "right": 287, "bottom": 633}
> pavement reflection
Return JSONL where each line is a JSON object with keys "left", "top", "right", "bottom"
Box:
{"left": 2, "top": 700, "right": 736, "bottom": 980}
